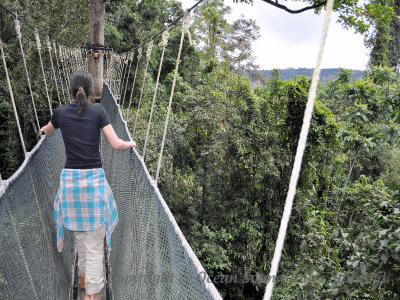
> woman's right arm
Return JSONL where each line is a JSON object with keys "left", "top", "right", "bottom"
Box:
{"left": 102, "top": 124, "right": 136, "bottom": 150}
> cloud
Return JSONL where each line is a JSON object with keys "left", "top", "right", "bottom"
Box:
{"left": 179, "top": 0, "right": 369, "bottom": 70}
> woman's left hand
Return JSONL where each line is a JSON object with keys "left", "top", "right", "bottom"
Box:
{"left": 40, "top": 121, "right": 56, "bottom": 136}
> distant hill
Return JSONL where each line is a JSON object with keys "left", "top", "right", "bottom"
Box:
{"left": 260, "top": 68, "right": 364, "bottom": 84}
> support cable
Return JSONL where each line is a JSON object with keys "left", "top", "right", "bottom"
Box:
{"left": 133, "top": 38, "right": 154, "bottom": 136}
{"left": 117, "top": 54, "right": 126, "bottom": 94}
{"left": 107, "top": 52, "right": 116, "bottom": 94}
{"left": 14, "top": 15, "right": 40, "bottom": 133}
{"left": 34, "top": 29, "right": 52, "bottom": 115}
{"left": 62, "top": 45, "right": 72, "bottom": 80}
{"left": 126, "top": 46, "right": 142, "bottom": 120}
{"left": 46, "top": 37, "right": 62, "bottom": 106}
{"left": 53, "top": 41, "right": 67, "bottom": 104}
{"left": 59, "top": 44, "right": 70, "bottom": 100}
{"left": 143, "top": 27, "right": 169, "bottom": 159}
{"left": 155, "top": 10, "right": 192, "bottom": 182}
{"left": 119, "top": 52, "right": 129, "bottom": 100}
{"left": 121, "top": 51, "right": 134, "bottom": 109}
{"left": 262, "top": 0, "right": 335, "bottom": 298}
{"left": 0, "top": 37, "right": 27, "bottom": 156}
{"left": 104, "top": 51, "right": 110, "bottom": 86}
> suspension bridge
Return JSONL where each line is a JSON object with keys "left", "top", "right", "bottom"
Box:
{"left": 0, "top": 0, "right": 335, "bottom": 299}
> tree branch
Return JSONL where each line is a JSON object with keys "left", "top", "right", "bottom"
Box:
{"left": 261, "top": 0, "right": 327, "bottom": 14}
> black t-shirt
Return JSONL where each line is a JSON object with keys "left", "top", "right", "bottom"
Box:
{"left": 51, "top": 103, "right": 111, "bottom": 169}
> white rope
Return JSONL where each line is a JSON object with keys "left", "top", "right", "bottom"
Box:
{"left": 59, "top": 45, "right": 68, "bottom": 82}
{"left": 52, "top": 41, "right": 67, "bottom": 104}
{"left": 263, "top": 0, "right": 335, "bottom": 299}
{"left": 119, "top": 52, "right": 129, "bottom": 98}
{"left": 156, "top": 10, "right": 191, "bottom": 182}
{"left": 46, "top": 37, "right": 62, "bottom": 106}
{"left": 104, "top": 51, "right": 112, "bottom": 84}
{"left": 143, "top": 27, "right": 169, "bottom": 159}
{"left": 34, "top": 29, "right": 52, "bottom": 115}
{"left": 116, "top": 54, "right": 124, "bottom": 93}
{"left": 126, "top": 45, "right": 142, "bottom": 120}
{"left": 63, "top": 46, "right": 73, "bottom": 79}
{"left": 14, "top": 15, "right": 40, "bottom": 133}
{"left": 59, "top": 44, "right": 70, "bottom": 100}
{"left": 121, "top": 50, "right": 134, "bottom": 108}
{"left": 133, "top": 38, "right": 154, "bottom": 136}
{"left": 107, "top": 52, "right": 118, "bottom": 94}
{"left": 182, "top": 10, "right": 193, "bottom": 47}
{"left": 0, "top": 37, "right": 27, "bottom": 156}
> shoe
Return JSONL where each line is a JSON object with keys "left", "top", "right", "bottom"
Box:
{"left": 84, "top": 293, "right": 100, "bottom": 300}
{"left": 81, "top": 274, "right": 85, "bottom": 289}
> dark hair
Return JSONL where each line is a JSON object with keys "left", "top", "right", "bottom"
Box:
{"left": 69, "top": 69, "right": 94, "bottom": 117}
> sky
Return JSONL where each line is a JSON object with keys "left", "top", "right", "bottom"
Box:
{"left": 178, "top": 0, "right": 369, "bottom": 70}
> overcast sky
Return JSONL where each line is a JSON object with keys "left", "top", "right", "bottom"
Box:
{"left": 178, "top": 0, "right": 369, "bottom": 70}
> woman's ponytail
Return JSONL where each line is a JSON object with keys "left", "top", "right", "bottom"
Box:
{"left": 76, "top": 87, "right": 88, "bottom": 117}
{"left": 69, "top": 69, "right": 94, "bottom": 117}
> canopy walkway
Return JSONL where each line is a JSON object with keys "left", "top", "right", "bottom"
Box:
{"left": 0, "top": 0, "right": 336, "bottom": 298}
{"left": 0, "top": 80, "right": 221, "bottom": 299}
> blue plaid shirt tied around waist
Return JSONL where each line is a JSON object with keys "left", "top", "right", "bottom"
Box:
{"left": 54, "top": 168, "right": 118, "bottom": 252}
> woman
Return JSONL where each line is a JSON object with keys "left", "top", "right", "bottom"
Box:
{"left": 40, "top": 69, "right": 135, "bottom": 300}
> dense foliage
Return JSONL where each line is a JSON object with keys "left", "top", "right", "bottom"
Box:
{"left": 1, "top": 0, "right": 400, "bottom": 299}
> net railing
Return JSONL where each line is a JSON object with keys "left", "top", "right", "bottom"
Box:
{"left": 0, "top": 131, "right": 75, "bottom": 299}
{"left": 0, "top": 83, "right": 222, "bottom": 300}
{"left": 101, "top": 84, "right": 221, "bottom": 300}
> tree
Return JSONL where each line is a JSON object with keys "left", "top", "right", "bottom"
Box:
{"left": 193, "top": 0, "right": 232, "bottom": 61}
{"left": 387, "top": 0, "right": 400, "bottom": 71}
{"left": 88, "top": 0, "right": 106, "bottom": 101}
{"left": 2, "top": 0, "right": 89, "bottom": 46}
{"left": 222, "top": 15, "right": 263, "bottom": 83}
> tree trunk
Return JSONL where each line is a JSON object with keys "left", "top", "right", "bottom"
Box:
{"left": 88, "top": 0, "right": 106, "bottom": 102}
{"left": 335, "top": 147, "right": 361, "bottom": 222}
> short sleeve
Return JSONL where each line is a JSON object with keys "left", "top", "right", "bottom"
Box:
{"left": 51, "top": 108, "right": 59, "bottom": 129}
{"left": 99, "top": 106, "right": 111, "bottom": 129}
